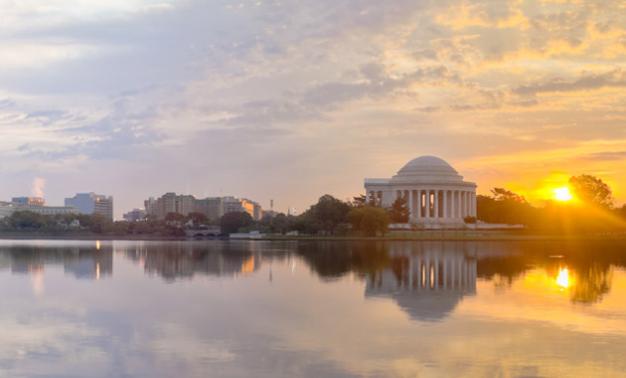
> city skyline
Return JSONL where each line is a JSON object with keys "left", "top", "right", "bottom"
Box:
{"left": 1, "top": 1, "right": 625, "bottom": 219}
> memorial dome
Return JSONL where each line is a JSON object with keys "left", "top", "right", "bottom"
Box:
{"left": 391, "top": 155, "right": 463, "bottom": 183}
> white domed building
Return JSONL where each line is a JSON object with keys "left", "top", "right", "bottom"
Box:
{"left": 364, "top": 156, "right": 477, "bottom": 227}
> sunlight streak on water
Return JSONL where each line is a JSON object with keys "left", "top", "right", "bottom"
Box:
{"left": 556, "top": 267, "right": 570, "bottom": 289}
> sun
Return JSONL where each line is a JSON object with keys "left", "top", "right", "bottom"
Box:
{"left": 553, "top": 187, "right": 573, "bottom": 202}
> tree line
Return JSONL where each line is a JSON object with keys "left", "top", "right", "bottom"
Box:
{"left": 477, "top": 175, "right": 626, "bottom": 232}
{"left": 1, "top": 174, "right": 624, "bottom": 237}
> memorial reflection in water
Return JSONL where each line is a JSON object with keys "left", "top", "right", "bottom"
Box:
{"left": 0, "top": 240, "right": 623, "bottom": 308}
{"left": 366, "top": 243, "right": 477, "bottom": 321}
{"left": 1, "top": 240, "right": 626, "bottom": 377}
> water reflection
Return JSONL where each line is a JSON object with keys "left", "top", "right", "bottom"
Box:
{"left": 556, "top": 267, "right": 570, "bottom": 288}
{"left": 1, "top": 240, "right": 626, "bottom": 377}
{"left": 567, "top": 264, "right": 613, "bottom": 304}
{"left": 366, "top": 246, "right": 476, "bottom": 321}
{"left": 0, "top": 241, "right": 113, "bottom": 280}
{"left": 122, "top": 242, "right": 265, "bottom": 281}
{"left": 0, "top": 240, "right": 624, "bottom": 307}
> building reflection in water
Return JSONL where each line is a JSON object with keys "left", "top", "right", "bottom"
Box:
{"left": 366, "top": 243, "right": 477, "bottom": 321}
{"left": 0, "top": 242, "right": 113, "bottom": 280}
{"left": 123, "top": 241, "right": 264, "bottom": 281}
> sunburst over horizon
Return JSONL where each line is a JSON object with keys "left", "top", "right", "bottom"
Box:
{"left": 553, "top": 187, "right": 574, "bottom": 202}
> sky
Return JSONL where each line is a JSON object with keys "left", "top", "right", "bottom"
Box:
{"left": 0, "top": 0, "right": 625, "bottom": 218}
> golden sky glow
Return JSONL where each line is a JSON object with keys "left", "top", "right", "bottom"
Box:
{"left": 0, "top": 0, "right": 624, "bottom": 214}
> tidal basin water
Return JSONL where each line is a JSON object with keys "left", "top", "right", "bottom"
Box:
{"left": 1, "top": 240, "right": 626, "bottom": 377}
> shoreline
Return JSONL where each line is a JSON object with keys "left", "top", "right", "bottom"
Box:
{"left": 1, "top": 230, "right": 626, "bottom": 242}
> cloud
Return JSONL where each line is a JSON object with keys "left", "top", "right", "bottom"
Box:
{"left": 514, "top": 69, "right": 626, "bottom": 95}
{"left": 585, "top": 151, "right": 626, "bottom": 161}
{"left": 0, "top": 0, "right": 625, "bottom": 214}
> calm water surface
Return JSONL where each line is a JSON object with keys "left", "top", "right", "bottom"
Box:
{"left": 1, "top": 239, "right": 626, "bottom": 377}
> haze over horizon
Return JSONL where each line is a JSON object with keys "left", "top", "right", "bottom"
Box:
{"left": 1, "top": 0, "right": 625, "bottom": 218}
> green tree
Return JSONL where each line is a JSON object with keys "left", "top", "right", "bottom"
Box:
{"left": 262, "top": 213, "right": 298, "bottom": 234}
{"left": 220, "top": 211, "right": 254, "bottom": 234}
{"left": 569, "top": 174, "right": 613, "bottom": 209}
{"left": 348, "top": 206, "right": 389, "bottom": 236}
{"left": 388, "top": 197, "right": 409, "bottom": 223}
{"left": 84, "top": 213, "right": 113, "bottom": 234}
{"left": 301, "top": 195, "right": 351, "bottom": 235}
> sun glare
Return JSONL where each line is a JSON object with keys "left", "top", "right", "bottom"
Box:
{"left": 553, "top": 187, "right": 573, "bottom": 202}
{"left": 556, "top": 267, "right": 570, "bottom": 289}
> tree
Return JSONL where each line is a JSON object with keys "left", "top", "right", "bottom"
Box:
{"left": 165, "top": 212, "right": 186, "bottom": 223}
{"left": 220, "top": 211, "right": 254, "bottom": 234}
{"left": 477, "top": 188, "right": 536, "bottom": 226}
{"left": 569, "top": 174, "right": 613, "bottom": 208}
{"left": 351, "top": 194, "right": 367, "bottom": 208}
{"left": 187, "top": 212, "right": 208, "bottom": 227}
{"left": 83, "top": 213, "right": 113, "bottom": 234}
{"left": 491, "top": 188, "right": 527, "bottom": 203}
{"left": 348, "top": 206, "right": 390, "bottom": 237}
{"left": 302, "top": 195, "right": 351, "bottom": 235}
{"left": 388, "top": 197, "right": 409, "bottom": 223}
{"left": 8, "top": 211, "right": 45, "bottom": 230}
{"left": 464, "top": 216, "right": 477, "bottom": 224}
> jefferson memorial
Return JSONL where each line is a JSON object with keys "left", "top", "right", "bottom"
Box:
{"left": 364, "top": 156, "right": 477, "bottom": 227}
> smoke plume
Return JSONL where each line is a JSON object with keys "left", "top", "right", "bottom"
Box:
{"left": 31, "top": 177, "right": 46, "bottom": 198}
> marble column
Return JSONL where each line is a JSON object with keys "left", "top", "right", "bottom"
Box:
{"left": 450, "top": 191, "right": 455, "bottom": 219}
{"left": 409, "top": 190, "right": 414, "bottom": 221}
{"left": 461, "top": 191, "right": 467, "bottom": 218}
{"left": 459, "top": 191, "right": 464, "bottom": 217}
{"left": 407, "top": 190, "right": 412, "bottom": 221}
{"left": 443, "top": 190, "right": 448, "bottom": 220}
{"left": 433, "top": 190, "right": 439, "bottom": 219}
{"left": 472, "top": 192, "right": 477, "bottom": 217}
{"left": 416, "top": 190, "right": 421, "bottom": 220}
{"left": 452, "top": 190, "right": 459, "bottom": 219}
{"left": 425, "top": 190, "right": 430, "bottom": 219}
{"left": 408, "top": 190, "right": 414, "bottom": 222}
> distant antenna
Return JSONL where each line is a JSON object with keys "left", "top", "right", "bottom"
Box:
{"left": 270, "top": 199, "right": 274, "bottom": 211}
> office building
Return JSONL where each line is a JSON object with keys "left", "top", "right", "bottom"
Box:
{"left": 123, "top": 208, "right": 147, "bottom": 222}
{"left": 145, "top": 193, "right": 263, "bottom": 221}
{"left": 65, "top": 193, "right": 114, "bottom": 221}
